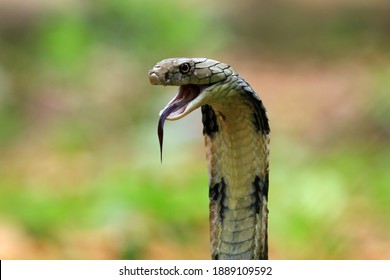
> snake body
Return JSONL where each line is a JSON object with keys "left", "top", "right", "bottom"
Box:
{"left": 149, "top": 58, "right": 270, "bottom": 260}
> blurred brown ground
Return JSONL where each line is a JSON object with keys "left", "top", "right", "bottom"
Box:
{"left": 0, "top": 0, "right": 389, "bottom": 259}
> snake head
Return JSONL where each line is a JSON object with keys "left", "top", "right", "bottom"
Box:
{"left": 149, "top": 58, "right": 235, "bottom": 161}
{"left": 149, "top": 57, "right": 235, "bottom": 120}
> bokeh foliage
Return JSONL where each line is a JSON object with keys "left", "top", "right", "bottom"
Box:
{"left": 0, "top": 0, "right": 389, "bottom": 259}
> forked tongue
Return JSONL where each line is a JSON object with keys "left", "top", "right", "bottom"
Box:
{"left": 157, "top": 85, "right": 199, "bottom": 162}
{"left": 158, "top": 102, "right": 179, "bottom": 162}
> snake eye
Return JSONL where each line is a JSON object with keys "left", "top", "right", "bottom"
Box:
{"left": 179, "top": 63, "right": 191, "bottom": 74}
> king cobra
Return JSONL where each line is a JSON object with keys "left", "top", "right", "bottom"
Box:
{"left": 148, "top": 58, "right": 270, "bottom": 260}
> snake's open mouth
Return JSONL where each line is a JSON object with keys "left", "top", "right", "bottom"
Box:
{"left": 157, "top": 84, "right": 209, "bottom": 161}
{"left": 160, "top": 84, "right": 200, "bottom": 120}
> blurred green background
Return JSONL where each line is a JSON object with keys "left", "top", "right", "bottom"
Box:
{"left": 0, "top": 0, "right": 389, "bottom": 259}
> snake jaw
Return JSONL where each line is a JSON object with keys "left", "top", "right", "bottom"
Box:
{"left": 157, "top": 84, "right": 211, "bottom": 162}
{"left": 159, "top": 85, "right": 202, "bottom": 119}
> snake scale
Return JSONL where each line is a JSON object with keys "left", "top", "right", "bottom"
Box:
{"left": 148, "top": 58, "right": 270, "bottom": 260}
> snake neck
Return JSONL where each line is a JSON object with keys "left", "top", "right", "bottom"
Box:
{"left": 202, "top": 90, "right": 269, "bottom": 260}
